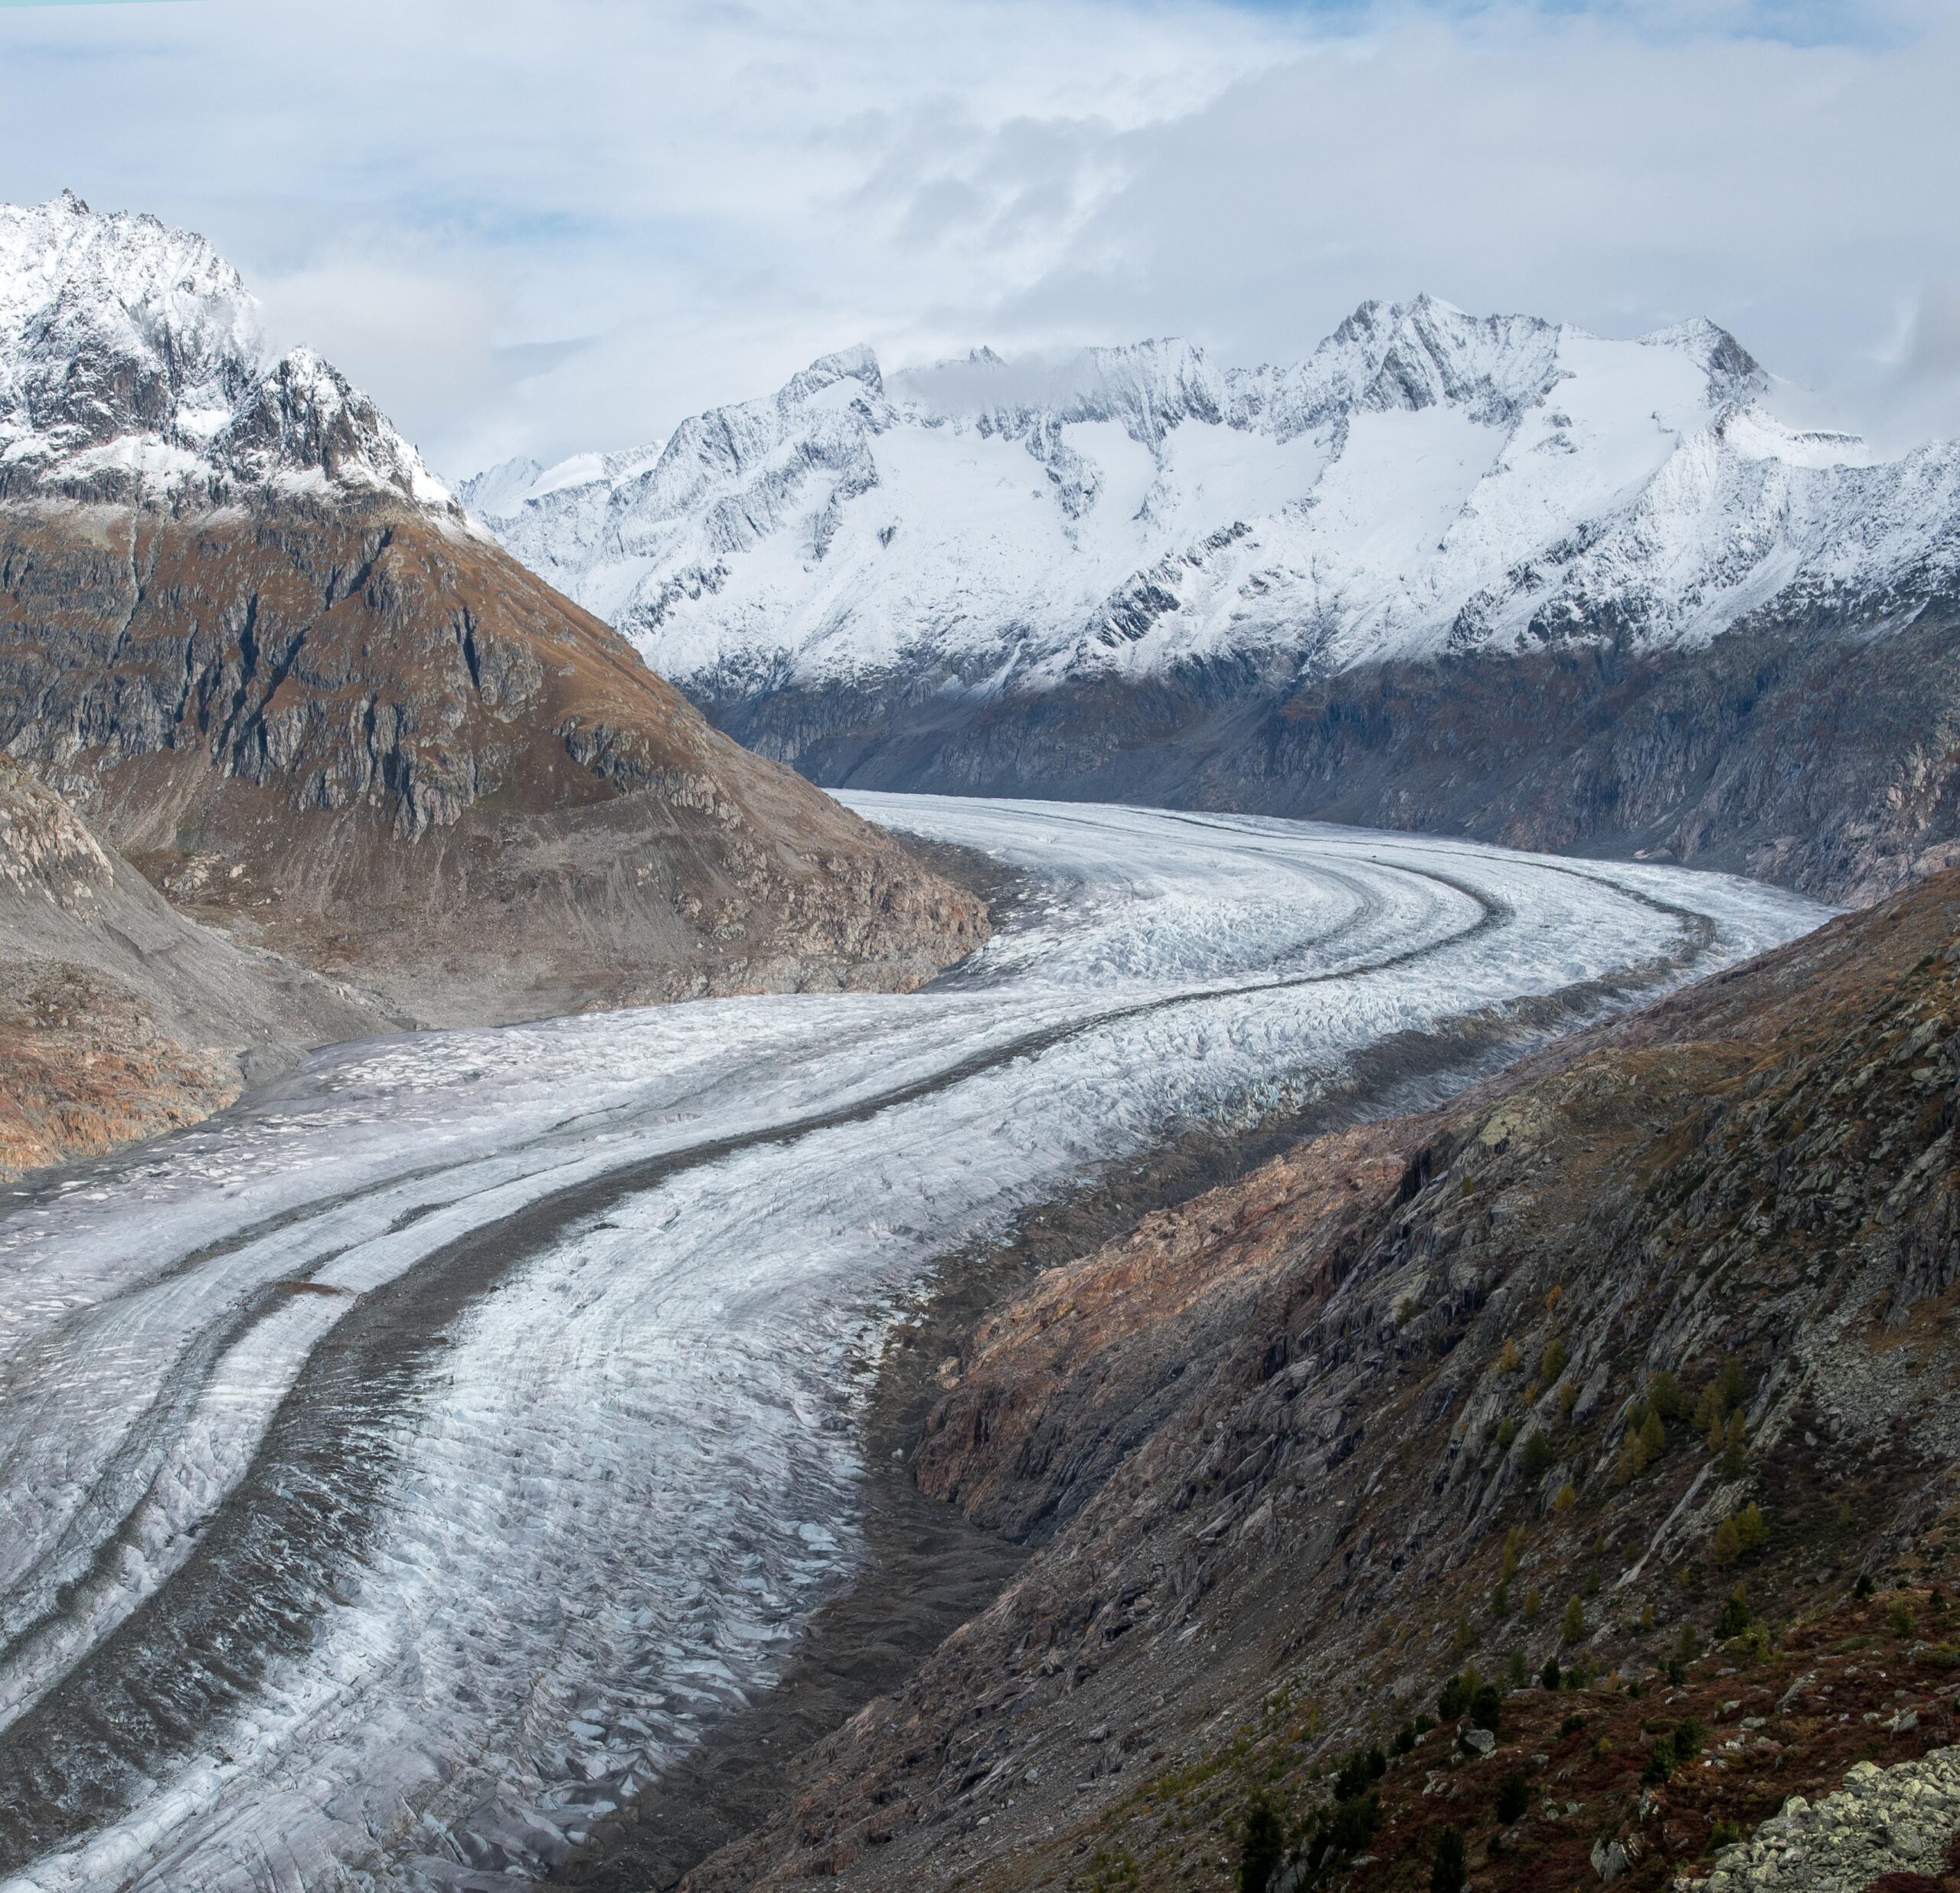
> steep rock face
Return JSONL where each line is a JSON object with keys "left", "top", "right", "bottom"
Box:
{"left": 0, "top": 500, "right": 988, "bottom": 1022}
{"left": 682, "top": 868, "right": 1960, "bottom": 1891}
{"left": 0, "top": 195, "right": 985, "bottom": 1021}
{"left": 713, "top": 600, "right": 1960, "bottom": 906}
{"left": 0, "top": 756, "right": 388, "bottom": 1179}
{"left": 467, "top": 302, "right": 1960, "bottom": 905}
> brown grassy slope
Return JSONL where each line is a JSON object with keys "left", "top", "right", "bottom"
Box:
{"left": 0, "top": 500, "right": 985, "bottom": 1024}
{"left": 683, "top": 868, "right": 1960, "bottom": 1892}
{"left": 0, "top": 754, "right": 389, "bottom": 1179}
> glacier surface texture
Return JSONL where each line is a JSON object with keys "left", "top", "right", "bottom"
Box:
{"left": 0, "top": 799, "right": 1824, "bottom": 1891}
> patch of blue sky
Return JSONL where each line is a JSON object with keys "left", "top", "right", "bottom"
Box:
{"left": 1208, "top": 0, "right": 1912, "bottom": 51}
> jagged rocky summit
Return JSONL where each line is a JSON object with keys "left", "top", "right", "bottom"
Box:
{"left": 0, "top": 190, "right": 441, "bottom": 510}
{"left": 466, "top": 299, "right": 1960, "bottom": 904}
{"left": 0, "top": 193, "right": 986, "bottom": 1040}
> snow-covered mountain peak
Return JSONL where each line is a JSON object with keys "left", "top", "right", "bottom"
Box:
{"left": 464, "top": 297, "right": 1958, "bottom": 702}
{"left": 0, "top": 192, "right": 454, "bottom": 514}
{"left": 0, "top": 189, "right": 260, "bottom": 359}
{"left": 1636, "top": 314, "right": 1766, "bottom": 403}
{"left": 781, "top": 344, "right": 884, "bottom": 407}
{"left": 1298, "top": 294, "right": 1564, "bottom": 428}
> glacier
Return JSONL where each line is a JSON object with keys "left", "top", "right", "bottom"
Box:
{"left": 0, "top": 796, "right": 1824, "bottom": 1891}
{"left": 460, "top": 303, "right": 1960, "bottom": 701}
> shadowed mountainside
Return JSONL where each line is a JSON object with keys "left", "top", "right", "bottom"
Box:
{"left": 703, "top": 594, "right": 1960, "bottom": 908}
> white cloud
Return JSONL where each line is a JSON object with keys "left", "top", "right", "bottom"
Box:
{"left": 0, "top": 0, "right": 1954, "bottom": 473}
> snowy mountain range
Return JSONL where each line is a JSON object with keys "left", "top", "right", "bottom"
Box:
{"left": 461, "top": 299, "right": 1960, "bottom": 701}
{"left": 459, "top": 300, "right": 1960, "bottom": 903}
{"left": 0, "top": 190, "right": 451, "bottom": 510}
{"left": 5, "top": 186, "right": 1958, "bottom": 907}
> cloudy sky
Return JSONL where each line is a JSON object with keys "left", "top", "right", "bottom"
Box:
{"left": 1, "top": 0, "right": 1952, "bottom": 478}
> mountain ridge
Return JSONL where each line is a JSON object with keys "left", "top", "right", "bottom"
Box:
{"left": 458, "top": 293, "right": 1846, "bottom": 695}
{"left": 462, "top": 300, "right": 1960, "bottom": 904}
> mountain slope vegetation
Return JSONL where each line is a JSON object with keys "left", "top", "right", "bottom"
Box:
{"left": 672, "top": 863, "right": 1960, "bottom": 1891}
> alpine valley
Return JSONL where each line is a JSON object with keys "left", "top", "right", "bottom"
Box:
{"left": 8, "top": 182, "right": 1960, "bottom": 1893}
{"left": 466, "top": 300, "right": 1960, "bottom": 905}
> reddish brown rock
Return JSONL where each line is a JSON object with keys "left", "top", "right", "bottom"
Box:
{"left": 0, "top": 754, "right": 387, "bottom": 1179}
{"left": 0, "top": 498, "right": 987, "bottom": 1025}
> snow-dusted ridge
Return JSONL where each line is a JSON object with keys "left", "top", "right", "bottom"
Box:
{"left": 462, "top": 298, "right": 1960, "bottom": 697}
{"left": 0, "top": 192, "right": 455, "bottom": 513}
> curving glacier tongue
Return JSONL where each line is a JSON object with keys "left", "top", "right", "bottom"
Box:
{"left": 0, "top": 798, "right": 1825, "bottom": 1891}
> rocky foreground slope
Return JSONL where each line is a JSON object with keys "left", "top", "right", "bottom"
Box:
{"left": 467, "top": 304, "right": 1960, "bottom": 904}
{"left": 0, "top": 755, "right": 387, "bottom": 1178}
{"left": 0, "top": 195, "right": 984, "bottom": 1028}
{"left": 661, "top": 863, "right": 1960, "bottom": 1891}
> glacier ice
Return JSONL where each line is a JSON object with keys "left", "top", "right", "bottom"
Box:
{"left": 0, "top": 798, "right": 1826, "bottom": 1890}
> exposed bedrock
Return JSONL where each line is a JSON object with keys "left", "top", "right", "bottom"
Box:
{"left": 0, "top": 753, "right": 389, "bottom": 1179}
{"left": 0, "top": 499, "right": 987, "bottom": 1027}
{"left": 701, "top": 600, "right": 1960, "bottom": 909}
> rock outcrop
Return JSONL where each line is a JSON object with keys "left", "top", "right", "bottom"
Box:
{"left": 1700, "top": 1749, "right": 1960, "bottom": 1892}
{"left": 671, "top": 865, "right": 1960, "bottom": 1891}
{"left": 0, "top": 755, "right": 389, "bottom": 1179}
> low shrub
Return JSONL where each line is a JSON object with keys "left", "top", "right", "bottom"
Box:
{"left": 1238, "top": 1793, "right": 1284, "bottom": 1893}
{"left": 1430, "top": 1824, "right": 1468, "bottom": 1893}
{"left": 1327, "top": 1792, "right": 1380, "bottom": 1853}
{"left": 1717, "top": 1587, "right": 1752, "bottom": 1640}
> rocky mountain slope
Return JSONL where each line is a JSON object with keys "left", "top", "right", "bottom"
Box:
{"left": 0, "top": 193, "right": 985, "bottom": 1025}
{"left": 661, "top": 861, "right": 1960, "bottom": 1891}
{"left": 466, "top": 303, "right": 1960, "bottom": 904}
{"left": 0, "top": 755, "right": 388, "bottom": 1179}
